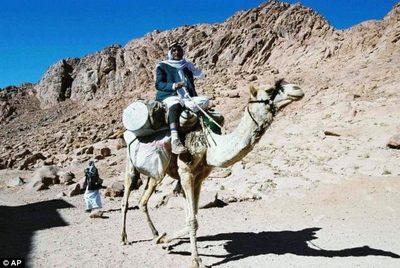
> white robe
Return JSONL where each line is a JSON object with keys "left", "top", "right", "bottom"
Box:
{"left": 84, "top": 189, "right": 102, "bottom": 209}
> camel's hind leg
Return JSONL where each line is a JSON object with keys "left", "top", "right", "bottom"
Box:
{"left": 120, "top": 162, "right": 140, "bottom": 245}
{"left": 156, "top": 175, "right": 197, "bottom": 243}
{"left": 156, "top": 177, "right": 191, "bottom": 244}
{"left": 138, "top": 176, "right": 160, "bottom": 239}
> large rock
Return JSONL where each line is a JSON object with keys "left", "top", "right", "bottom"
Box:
{"left": 18, "top": 152, "right": 46, "bottom": 170}
{"left": 35, "top": 59, "right": 80, "bottom": 109}
{"left": 0, "top": 101, "right": 15, "bottom": 123}
{"left": 59, "top": 171, "right": 76, "bottom": 185}
{"left": 68, "top": 183, "right": 82, "bottom": 197}
{"left": 104, "top": 181, "right": 124, "bottom": 197}
{"left": 387, "top": 134, "right": 400, "bottom": 149}
{"left": 30, "top": 165, "right": 61, "bottom": 189}
{"left": 6, "top": 177, "right": 26, "bottom": 187}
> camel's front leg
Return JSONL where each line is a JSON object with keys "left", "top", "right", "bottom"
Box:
{"left": 179, "top": 169, "right": 205, "bottom": 268}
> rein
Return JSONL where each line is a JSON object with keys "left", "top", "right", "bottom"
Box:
{"left": 183, "top": 89, "right": 224, "bottom": 130}
{"left": 247, "top": 81, "right": 283, "bottom": 126}
{"left": 246, "top": 100, "right": 276, "bottom": 127}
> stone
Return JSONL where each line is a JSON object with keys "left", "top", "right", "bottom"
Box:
{"left": 104, "top": 181, "right": 124, "bottom": 197}
{"left": 199, "top": 191, "right": 220, "bottom": 209}
{"left": 100, "top": 147, "right": 111, "bottom": 157}
{"left": 59, "top": 171, "right": 76, "bottom": 185}
{"left": 387, "top": 134, "right": 400, "bottom": 149}
{"left": 68, "top": 183, "right": 82, "bottom": 197}
{"left": 7, "top": 177, "right": 26, "bottom": 187}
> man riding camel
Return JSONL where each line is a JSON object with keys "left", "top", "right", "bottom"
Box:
{"left": 155, "top": 42, "right": 209, "bottom": 154}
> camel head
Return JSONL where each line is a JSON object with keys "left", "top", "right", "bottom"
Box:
{"left": 249, "top": 79, "right": 304, "bottom": 112}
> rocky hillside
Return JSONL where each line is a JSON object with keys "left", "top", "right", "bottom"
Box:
{"left": 1, "top": 1, "right": 399, "bottom": 198}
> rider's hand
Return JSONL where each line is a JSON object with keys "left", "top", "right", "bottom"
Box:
{"left": 175, "top": 82, "right": 186, "bottom": 89}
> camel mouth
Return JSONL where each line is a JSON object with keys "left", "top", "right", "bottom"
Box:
{"left": 288, "top": 90, "right": 304, "bottom": 99}
{"left": 274, "top": 87, "right": 304, "bottom": 109}
{"left": 283, "top": 84, "right": 304, "bottom": 100}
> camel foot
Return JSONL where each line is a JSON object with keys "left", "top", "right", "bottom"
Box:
{"left": 191, "top": 257, "right": 208, "bottom": 268}
{"left": 161, "top": 244, "right": 173, "bottom": 251}
{"left": 121, "top": 234, "right": 128, "bottom": 246}
{"left": 152, "top": 231, "right": 160, "bottom": 240}
{"left": 155, "top": 232, "right": 167, "bottom": 244}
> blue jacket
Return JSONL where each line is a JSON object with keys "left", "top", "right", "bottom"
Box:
{"left": 155, "top": 62, "right": 197, "bottom": 102}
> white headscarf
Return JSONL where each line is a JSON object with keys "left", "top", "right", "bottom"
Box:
{"left": 161, "top": 44, "right": 204, "bottom": 79}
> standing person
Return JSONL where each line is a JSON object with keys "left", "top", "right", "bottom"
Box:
{"left": 83, "top": 160, "right": 103, "bottom": 218}
{"left": 155, "top": 42, "right": 209, "bottom": 154}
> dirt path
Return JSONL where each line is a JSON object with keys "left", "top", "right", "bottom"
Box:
{"left": 1, "top": 171, "right": 399, "bottom": 268}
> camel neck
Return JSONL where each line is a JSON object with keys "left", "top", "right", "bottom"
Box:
{"left": 206, "top": 106, "right": 273, "bottom": 168}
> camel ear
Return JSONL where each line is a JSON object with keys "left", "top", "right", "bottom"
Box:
{"left": 249, "top": 85, "right": 257, "bottom": 98}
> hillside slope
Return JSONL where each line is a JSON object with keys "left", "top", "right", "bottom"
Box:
{"left": 1, "top": 1, "right": 399, "bottom": 193}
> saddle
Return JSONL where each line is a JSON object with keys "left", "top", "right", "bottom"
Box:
{"left": 123, "top": 99, "right": 224, "bottom": 137}
{"left": 122, "top": 99, "right": 224, "bottom": 180}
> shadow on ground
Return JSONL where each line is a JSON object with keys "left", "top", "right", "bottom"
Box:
{"left": 0, "top": 199, "right": 74, "bottom": 259}
{"left": 169, "top": 227, "right": 400, "bottom": 266}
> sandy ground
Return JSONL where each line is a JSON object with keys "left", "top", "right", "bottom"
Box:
{"left": 1, "top": 2, "right": 400, "bottom": 267}
{"left": 2, "top": 67, "right": 400, "bottom": 268}
{"left": 1, "top": 168, "right": 400, "bottom": 268}
{"left": 2, "top": 83, "right": 400, "bottom": 268}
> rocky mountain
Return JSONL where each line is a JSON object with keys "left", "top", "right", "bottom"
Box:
{"left": 1, "top": 1, "right": 399, "bottom": 197}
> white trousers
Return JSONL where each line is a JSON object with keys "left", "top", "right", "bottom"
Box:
{"left": 162, "top": 95, "right": 209, "bottom": 113}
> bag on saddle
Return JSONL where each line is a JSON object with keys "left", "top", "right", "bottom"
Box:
{"left": 124, "top": 130, "right": 171, "bottom": 180}
{"left": 122, "top": 99, "right": 168, "bottom": 137}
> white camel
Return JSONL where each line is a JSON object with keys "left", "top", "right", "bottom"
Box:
{"left": 120, "top": 79, "right": 304, "bottom": 268}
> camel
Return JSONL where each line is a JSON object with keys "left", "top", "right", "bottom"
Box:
{"left": 120, "top": 79, "right": 304, "bottom": 268}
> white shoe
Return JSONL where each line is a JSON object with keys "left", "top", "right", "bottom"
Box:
{"left": 171, "top": 139, "right": 188, "bottom": 154}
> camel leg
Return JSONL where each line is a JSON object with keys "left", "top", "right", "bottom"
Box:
{"left": 156, "top": 191, "right": 190, "bottom": 244}
{"left": 138, "top": 177, "right": 160, "bottom": 239}
{"left": 121, "top": 161, "right": 140, "bottom": 245}
{"left": 156, "top": 175, "right": 208, "bottom": 243}
{"left": 159, "top": 178, "right": 204, "bottom": 243}
{"left": 193, "top": 178, "right": 203, "bottom": 215}
{"left": 173, "top": 179, "right": 183, "bottom": 195}
{"left": 193, "top": 170, "right": 212, "bottom": 213}
{"left": 177, "top": 168, "right": 206, "bottom": 268}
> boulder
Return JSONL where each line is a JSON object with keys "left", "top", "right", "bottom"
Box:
{"left": 31, "top": 165, "right": 60, "bottom": 188}
{"left": 6, "top": 177, "right": 26, "bottom": 187}
{"left": 68, "top": 183, "right": 82, "bottom": 197}
{"left": 387, "top": 134, "right": 400, "bottom": 149}
{"left": 59, "top": 171, "right": 76, "bottom": 185}
{"left": 104, "top": 181, "right": 124, "bottom": 197}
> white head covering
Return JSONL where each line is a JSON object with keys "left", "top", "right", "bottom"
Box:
{"left": 161, "top": 43, "right": 203, "bottom": 78}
